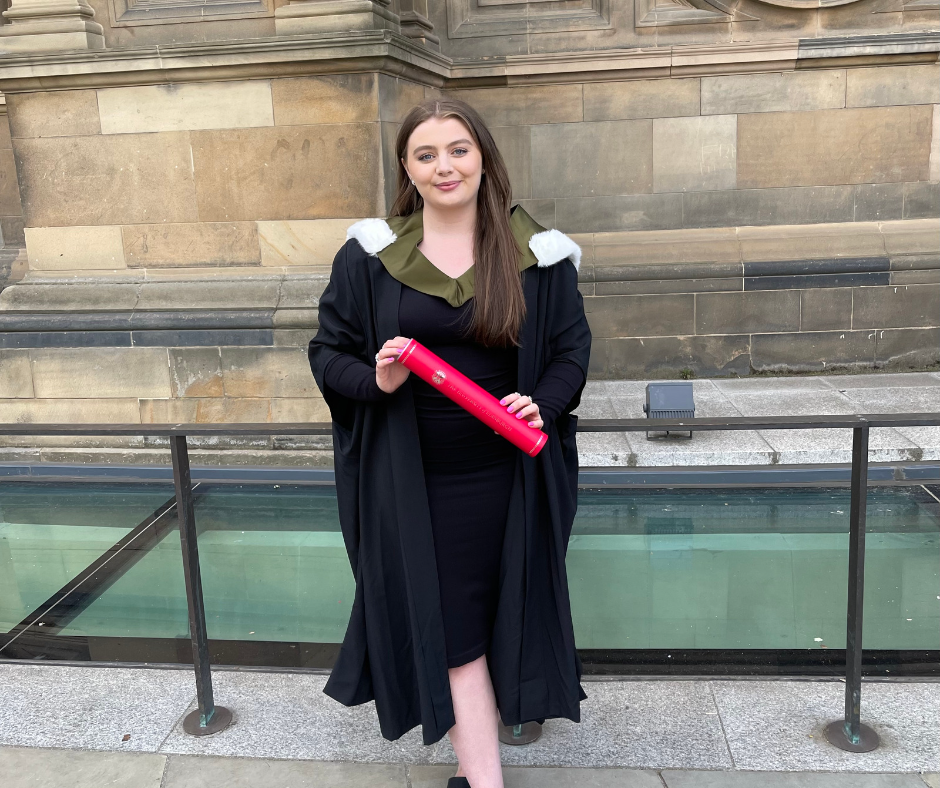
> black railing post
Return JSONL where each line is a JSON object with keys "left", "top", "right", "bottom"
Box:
{"left": 170, "top": 434, "right": 233, "bottom": 736}
{"left": 824, "top": 424, "right": 879, "bottom": 752}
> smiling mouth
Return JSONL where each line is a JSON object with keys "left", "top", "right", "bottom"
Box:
{"left": 435, "top": 181, "right": 461, "bottom": 188}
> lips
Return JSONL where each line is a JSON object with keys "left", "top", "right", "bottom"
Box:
{"left": 434, "top": 181, "right": 461, "bottom": 191}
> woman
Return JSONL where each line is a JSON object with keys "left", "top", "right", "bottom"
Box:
{"left": 308, "top": 97, "right": 592, "bottom": 788}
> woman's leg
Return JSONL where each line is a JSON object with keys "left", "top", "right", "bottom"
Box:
{"left": 448, "top": 653, "right": 503, "bottom": 788}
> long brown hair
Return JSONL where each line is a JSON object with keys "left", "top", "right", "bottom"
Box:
{"left": 391, "top": 98, "right": 524, "bottom": 348}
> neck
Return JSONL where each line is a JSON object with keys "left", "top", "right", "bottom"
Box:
{"left": 422, "top": 200, "right": 477, "bottom": 239}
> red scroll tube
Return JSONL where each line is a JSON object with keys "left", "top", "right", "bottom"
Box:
{"left": 396, "top": 338, "right": 548, "bottom": 457}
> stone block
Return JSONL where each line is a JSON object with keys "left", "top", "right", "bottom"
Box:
{"left": 258, "top": 219, "right": 357, "bottom": 266}
{"left": 584, "top": 293, "right": 695, "bottom": 337}
{"left": 593, "top": 227, "right": 740, "bottom": 266}
{"left": 97, "top": 82, "right": 274, "bottom": 135}
{"left": 0, "top": 149, "right": 23, "bottom": 217}
{"left": 0, "top": 118, "right": 11, "bottom": 149}
{"left": 653, "top": 115, "right": 736, "bottom": 193}
{"left": 531, "top": 120, "right": 652, "bottom": 199}
{"left": 0, "top": 746, "right": 166, "bottom": 788}
{"left": 555, "top": 193, "right": 683, "bottom": 233}
{"left": 221, "top": 346, "right": 319, "bottom": 398}
{"left": 274, "top": 329, "right": 314, "bottom": 347}
{"left": 140, "top": 397, "right": 272, "bottom": 424}
{"left": 595, "top": 277, "right": 741, "bottom": 295}
{"left": 701, "top": 71, "right": 846, "bottom": 115}
{"left": 683, "top": 185, "right": 855, "bottom": 229}
{"left": 903, "top": 181, "right": 940, "bottom": 219}
{"left": 1, "top": 217, "right": 25, "bottom": 247}
{"left": 169, "top": 348, "right": 223, "bottom": 398}
{"left": 30, "top": 347, "right": 171, "bottom": 399}
{"left": 845, "top": 64, "right": 940, "bottom": 108}
{"left": 271, "top": 396, "right": 331, "bottom": 422}
{"left": 446, "top": 84, "right": 582, "bottom": 126}
{"left": 881, "top": 218, "right": 940, "bottom": 255}
{"left": 276, "top": 274, "right": 330, "bottom": 309}
{"left": 490, "top": 125, "right": 531, "bottom": 200}
{"left": 271, "top": 74, "right": 378, "bottom": 125}
{"left": 0, "top": 349, "right": 33, "bottom": 397}
{"left": 696, "top": 290, "right": 800, "bottom": 334}
{"left": 852, "top": 284, "right": 939, "bottom": 329}
{"left": 7, "top": 90, "right": 100, "bottom": 138}
{"left": 875, "top": 327, "right": 940, "bottom": 369}
{"left": 377, "top": 74, "right": 426, "bottom": 123}
{"left": 0, "top": 282, "right": 139, "bottom": 312}
{"left": 122, "top": 222, "right": 260, "bottom": 268}
{"left": 605, "top": 334, "right": 752, "bottom": 379}
{"left": 0, "top": 398, "right": 141, "bottom": 423}
{"left": 801, "top": 288, "right": 852, "bottom": 331}
{"left": 136, "top": 279, "right": 281, "bottom": 311}
{"left": 854, "top": 182, "right": 905, "bottom": 222}
{"left": 738, "top": 106, "right": 933, "bottom": 188}
{"left": 583, "top": 77, "right": 700, "bottom": 121}
{"left": 931, "top": 105, "right": 939, "bottom": 183}
{"left": 15, "top": 132, "right": 198, "bottom": 226}
{"left": 24, "top": 225, "right": 126, "bottom": 271}
{"left": 737, "top": 222, "right": 886, "bottom": 262}
{"left": 751, "top": 330, "right": 876, "bottom": 372}
{"left": 273, "top": 309, "right": 318, "bottom": 328}
{"left": 191, "top": 124, "right": 382, "bottom": 221}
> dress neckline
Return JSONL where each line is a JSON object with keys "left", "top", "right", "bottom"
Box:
{"left": 377, "top": 204, "right": 543, "bottom": 308}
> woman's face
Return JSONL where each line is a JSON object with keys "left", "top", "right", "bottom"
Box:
{"left": 402, "top": 116, "right": 483, "bottom": 214}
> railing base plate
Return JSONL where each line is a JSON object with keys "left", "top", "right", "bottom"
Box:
{"left": 183, "top": 705, "right": 233, "bottom": 737}
{"left": 498, "top": 721, "right": 542, "bottom": 745}
{"left": 823, "top": 719, "right": 880, "bottom": 752}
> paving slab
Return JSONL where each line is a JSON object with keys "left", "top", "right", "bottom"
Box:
{"left": 409, "top": 764, "right": 666, "bottom": 787}
{"left": 0, "top": 747, "right": 167, "bottom": 788}
{"left": 923, "top": 775, "right": 940, "bottom": 787}
{"left": 835, "top": 387, "right": 940, "bottom": 415}
{"left": 662, "top": 771, "right": 927, "bottom": 787}
{"left": 756, "top": 426, "right": 922, "bottom": 464}
{"left": 163, "top": 754, "right": 409, "bottom": 787}
{"left": 0, "top": 665, "right": 195, "bottom": 752}
{"left": 712, "top": 680, "right": 940, "bottom": 773}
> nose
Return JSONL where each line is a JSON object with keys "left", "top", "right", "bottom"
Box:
{"left": 436, "top": 154, "right": 453, "bottom": 175}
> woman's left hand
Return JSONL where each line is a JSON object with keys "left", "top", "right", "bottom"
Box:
{"left": 499, "top": 392, "right": 543, "bottom": 431}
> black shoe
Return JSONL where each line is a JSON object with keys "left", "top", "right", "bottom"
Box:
{"left": 446, "top": 777, "right": 471, "bottom": 788}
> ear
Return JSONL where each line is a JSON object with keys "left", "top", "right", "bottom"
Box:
{"left": 346, "top": 218, "right": 397, "bottom": 255}
{"left": 529, "top": 228, "right": 581, "bottom": 271}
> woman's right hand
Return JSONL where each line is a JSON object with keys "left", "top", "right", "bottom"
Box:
{"left": 376, "top": 336, "right": 412, "bottom": 393}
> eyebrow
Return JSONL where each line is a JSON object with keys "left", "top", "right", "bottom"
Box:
{"left": 411, "top": 138, "right": 474, "bottom": 154}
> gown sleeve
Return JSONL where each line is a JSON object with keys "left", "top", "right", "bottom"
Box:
{"left": 308, "top": 240, "right": 394, "bottom": 430}
{"left": 529, "top": 257, "right": 592, "bottom": 429}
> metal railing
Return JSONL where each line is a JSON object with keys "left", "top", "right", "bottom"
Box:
{"left": 2, "top": 412, "right": 939, "bottom": 751}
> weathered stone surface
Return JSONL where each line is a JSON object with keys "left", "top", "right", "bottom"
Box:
{"left": 845, "top": 64, "right": 940, "bottom": 108}
{"left": 15, "top": 132, "right": 198, "bottom": 226}
{"left": 903, "top": 181, "right": 940, "bottom": 219}
{"left": 97, "top": 82, "right": 274, "bottom": 135}
{"left": 0, "top": 149, "right": 24, "bottom": 217}
{"left": 0, "top": 349, "right": 32, "bottom": 397}
{"left": 136, "top": 280, "right": 280, "bottom": 311}
{"left": 881, "top": 218, "right": 940, "bottom": 255}
{"left": 30, "top": 347, "right": 171, "bottom": 399}
{"left": 875, "top": 327, "right": 940, "bottom": 369}
{"left": 738, "top": 106, "right": 933, "bottom": 188}
{"left": 140, "top": 397, "right": 272, "bottom": 424}
{"left": 0, "top": 118, "right": 12, "bottom": 149}
{"left": 702, "top": 70, "right": 846, "bottom": 115}
{"left": 653, "top": 115, "right": 736, "bottom": 193}
{"left": 852, "top": 284, "right": 939, "bottom": 328}
{"left": 595, "top": 277, "right": 741, "bottom": 295}
{"left": 737, "top": 222, "right": 886, "bottom": 262}
{"left": 583, "top": 78, "right": 699, "bottom": 121}
{"left": 696, "top": 290, "right": 801, "bottom": 334}
{"left": 751, "top": 330, "right": 876, "bottom": 372}
{"left": 191, "top": 124, "right": 382, "bottom": 221}
{"left": 584, "top": 293, "right": 695, "bottom": 337}
{"left": 0, "top": 217, "right": 25, "bottom": 246}
{"left": 931, "top": 105, "right": 940, "bottom": 183}
{"left": 122, "top": 222, "right": 260, "bottom": 268}
{"left": 490, "top": 125, "right": 531, "bottom": 200}
{"left": 7, "top": 90, "right": 100, "bottom": 138}
{"left": 24, "top": 225, "right": 126, "bottom": 271}
{"left": 221, "top": 346, "right": 319, "bottom": 398}
{"left": 272, "top": 74, "right": 378, "bottom": 125}
{"left": 277, "top": 274, "right": 330, "bottom": 309}
{"left": 258, "top": 219, "right": 356, "bottom": 266}
{"left": 854, "top": 182, "right": 905, "bottom": 222}
{"left": 515, "top": 199, "right": 556, "bottom": 229}
{"left": 271, "top": 396, "right": 330, "bottom": 422}
{"left": 447, "top": 84, "right": 583, "bottom": 126}
{"left": 684, "top": 185, "right": 856, "bottom": 228}
{"left": 555, "top": 193, "right": 683, "bottom": 233}
{"left": 0, "top": 398, "right": 141, "bottom": 423}
{"left": 605, "top": 334, "right": 751, "bottom": 379}
{"left": 801, "top": 288, "right": 852, "bottom": 331}
{"left": 593, "top": 227, "right": 740, "bottom": 265}
{"left": 377, "top": 74, "right": 426, "bottom": 123}
{"left": 169, "top": 348, "right": 223, "bottom": 398}
{"left": 532, "top": 120, "right": 652, "bottom": 199}
{"left": 0, "top": 283, "right": 140, "bottom": 312}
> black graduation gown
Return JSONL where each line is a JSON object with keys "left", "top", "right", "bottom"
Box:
{"left": 307, "top": 227, "right": 592, "bottom": 746}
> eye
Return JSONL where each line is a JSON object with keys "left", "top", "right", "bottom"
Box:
{"left": 452, "top": 147, "right": 468, "bottom": 155}
{"left": 418, "top": 153, "right": 434, "bottom": 162}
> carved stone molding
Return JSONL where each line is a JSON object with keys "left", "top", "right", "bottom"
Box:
{"left": 109, "top": 0, "right": 271, "bottom": 27}
{"left": 275, "top": 0, "right": 400, "bottom": 37}
{"left": 0, "top": 0, "right": 105, "bottom": 52}
{"left": 447, "top": 0, "right": 611, "bottom": 39}
{"left": 636, "top": 0, "right": 756, "bottom": 27}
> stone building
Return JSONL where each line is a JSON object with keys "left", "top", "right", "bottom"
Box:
{"left": 0, "top": 0, "right": 936, "bottom": 462}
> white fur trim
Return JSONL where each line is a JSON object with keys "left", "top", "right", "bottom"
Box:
{"left": 346, "top": 218, "right": 397, "bottom": 255}
{"left": 528, "top": 228, "right": 581, "bottom": 271}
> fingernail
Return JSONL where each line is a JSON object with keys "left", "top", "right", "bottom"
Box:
{"left": 499, "top": 398, "right": 506, "bottom": 405}
{"left": 516, "top": 413, "right": 522, "bottom": 419}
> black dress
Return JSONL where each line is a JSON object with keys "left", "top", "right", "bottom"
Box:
{"left": 323, "top": 283, "right": 584, "bottom": 669}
